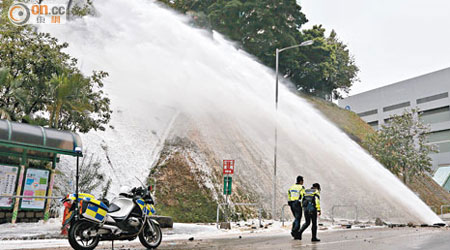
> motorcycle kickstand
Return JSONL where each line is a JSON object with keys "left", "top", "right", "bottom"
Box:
{"left": 111, "top": 240, "right": 114, "bottom": 250}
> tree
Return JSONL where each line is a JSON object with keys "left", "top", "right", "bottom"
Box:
{"left": 364, "top": 109, "right": 438, "bottom": 184}
{"left": 0, "top": 1, "right": 111, "bottom": 132}
{"left": 157, "top": 0, "right": 358, "bottom": 99}
{"left": 78, "top": 154, "right": 104, "bottom": 193}
{"left": 296, "top": 27, "right": 359, "bottom": 99}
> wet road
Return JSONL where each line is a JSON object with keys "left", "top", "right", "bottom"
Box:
{"left": 4, "top": 227, "right": 450, "bottom": 250}
{"left": 152, "top": 227, "right": 450, "bottom": 250}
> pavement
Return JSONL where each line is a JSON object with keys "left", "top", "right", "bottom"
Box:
{"left": 2, "top": 226, "right": 450, "bottom": 250}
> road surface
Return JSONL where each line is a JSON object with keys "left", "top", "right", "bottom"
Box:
{"left": 2, "top": 226, "right": 450, "bottom": 250}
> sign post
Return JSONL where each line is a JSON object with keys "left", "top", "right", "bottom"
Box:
{"left": 223, "top": 160, "right": 235, "bottom": 204}
{"left": 222, "top": 160, "right": 235, "bottom": 223}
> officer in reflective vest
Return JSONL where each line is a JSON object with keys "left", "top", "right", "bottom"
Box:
{"left": 287, "top": 175, "right": 305, "bottom": 239}
{"left": 299, "top": 183, "right": 321, "bottom": 242}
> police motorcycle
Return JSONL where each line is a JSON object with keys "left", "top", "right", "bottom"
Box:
{"left": 62, "top": 185, "right": 162, "bottom": 250}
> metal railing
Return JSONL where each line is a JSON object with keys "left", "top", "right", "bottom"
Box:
{"left": 331, "top": 205, "right": 358, "bottom": 224}
{"left": 280, "top": 204, "right": 290, "bottom": 227}
{"left": 440, "top": 205, "right": 450, "bottom": 216}
{"left": 0, "top": 195, "right": 64, "bottom": 200}
{"left": 0, "top": 195, "right": 65, "bottom": 223}
{"left": 216, "top": 202, "right": 262, "bottom": 229}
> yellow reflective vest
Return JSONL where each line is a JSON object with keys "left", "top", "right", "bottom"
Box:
{"left": 288, "top": 184, "right": 305, "bottom": 202}
{"left": 303, "top": 189, "right": 321, "bottom": 212}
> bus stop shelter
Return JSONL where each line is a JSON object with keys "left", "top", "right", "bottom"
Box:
{"left": 0, "top": 119, "right": 82, "bottom": 223}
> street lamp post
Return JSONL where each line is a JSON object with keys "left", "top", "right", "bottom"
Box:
{"left": 273, "top": 40, "right": 313, "bottom": 219}
{"left": 74, "top": 146, "right": 82, "bottom": 211}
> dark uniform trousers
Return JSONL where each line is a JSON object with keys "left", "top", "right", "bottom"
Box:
{"left": 288, "top": 200, "right": 302, "bottom": 234}
{"left": 299, "top": 210, "right": 318, "bottom": 239}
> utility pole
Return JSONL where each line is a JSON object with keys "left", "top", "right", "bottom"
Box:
{"left": 273, "top": 40, "right": 314, "bottom": 219}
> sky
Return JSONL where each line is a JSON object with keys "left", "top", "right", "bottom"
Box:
{"left": 299, "top": 0, "right": 450, "bottom": 96}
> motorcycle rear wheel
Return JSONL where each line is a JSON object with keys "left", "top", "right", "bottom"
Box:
{"left": 68, "top": 220, "right": 100, "bottom": 250}
{"left": 139, "top": 221, "right": 162, "bottom": 249}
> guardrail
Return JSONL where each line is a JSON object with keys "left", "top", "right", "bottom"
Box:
{"left": 0, "top": 195, "right": 65, "bottom": 223}
{"left": 331, "top": 205, "right": 358, "bottom": 224}
{"left": 216, "top": 202, "right": 262, "bottom": 229}
{"left": 0, "top": 195, "right": 64, "bottom": 199}
{"left": 280, "top": 204, "right": 290, "bottom": 227}
{"left": 440, "top": 205, "right": 450, "bottom": 216}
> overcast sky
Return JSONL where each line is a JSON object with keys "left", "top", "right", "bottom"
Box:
{"left": 299, "top": 0, "right": 450, "bottom": 96}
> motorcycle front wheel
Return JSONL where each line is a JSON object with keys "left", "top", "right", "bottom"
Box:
{"left": 139, "top": 220, "right": 162, "bottom": 249}
{"left": 68, "top": 220, "right": 100, "bottom": 250}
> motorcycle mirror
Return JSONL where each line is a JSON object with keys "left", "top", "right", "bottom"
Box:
{"left": 135, "top": 176, "right": 146, "bottom": 188}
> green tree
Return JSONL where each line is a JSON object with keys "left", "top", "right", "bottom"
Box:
{"left": 296, "top": 26, "right": 359, "bottom": 99}
{"left": 157, "top": 0, "right": 358, "bottom": 99}
{"left": 364, "top": 109, "right": 437, "bottom": 184}
{"left": 0, "top": 1, "right": 111, "bottom": 132}
{"left": 78, "top": 153, "right": 104, "bottom": 193}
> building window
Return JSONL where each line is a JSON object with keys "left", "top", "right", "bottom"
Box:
{"left": 384, "top": 117, "right": 393, "bottom": 125}
{"left": 428, "top": 129, "right": 450, "bottom": 154}
{"left": 367, "top": 121, "right": 378, "bottom": 130}
{"left": 383, "top": 101, "right": 411, "bottom": 112}
{"left": 417, "top": 92, "right": 449, "bottom": 104}
{"left": 436, "top": 142, "right": 450, "bottom": 153}
{"left": 357, "top": 109, "right": 378, "bottom": 117}
{"left": 427, "top": 129, "right": 450, "bottom": 143}
{"left": 421, "top": 106, "right": 450, "bottom": 124}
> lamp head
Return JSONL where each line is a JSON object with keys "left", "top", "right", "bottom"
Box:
{"left": 300, "top": 40, "right": 314, "bottom": 46}
{"left": 74, "top": 147, "right": 82, "bottom": 154}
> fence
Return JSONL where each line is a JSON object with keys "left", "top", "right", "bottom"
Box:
{"left": 0, "top": 195, "right": 63, "bottom": 199}
{"left": 331, "top": 205, "right": 358, "bottom": 224}
{"left": 440, "top": 205, "right": 450, "bottom": 216}
{"left": 282, "top": 204, "right": 359, "bottom": 225}
{"left": 216, "top": 202, "right": 262, "bottom": 229}
{"left": 0, "top": 195, "right": 63, "bottom": 224}
{"left": 280, "top": 204, "right": 290, "bottom": 227}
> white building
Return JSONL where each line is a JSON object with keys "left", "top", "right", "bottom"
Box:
{"left": 338, "top": 67, "right": 450, "bottom": 190}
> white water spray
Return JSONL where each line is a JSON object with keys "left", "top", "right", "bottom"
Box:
{"left": 45, "top": 0, "right": 442, "bottom": 224}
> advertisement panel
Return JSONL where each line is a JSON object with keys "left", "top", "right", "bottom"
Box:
{"left": 0, "top": 165, "right": 19, "bottom": 208}
{"left": 20, "top": 168, "right": 50, "bottom": 210}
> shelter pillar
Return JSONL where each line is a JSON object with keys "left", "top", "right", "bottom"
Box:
{"left": 11, "top": 164, "right": 26, "bottom": 224}
{"left": 44, "top": 159, "right": 57, "bottom": 222}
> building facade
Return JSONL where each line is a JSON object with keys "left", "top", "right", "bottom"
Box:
{"left": 338, "top": 67, "right": 450, "bottom": 190}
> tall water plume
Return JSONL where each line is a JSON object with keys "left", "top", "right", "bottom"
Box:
{"left": 44, "top": 0, "right": 442, "bottom": 224}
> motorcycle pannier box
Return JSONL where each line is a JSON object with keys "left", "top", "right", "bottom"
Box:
{"left": 80, "top": 198, "right": 108, "bottom": 223}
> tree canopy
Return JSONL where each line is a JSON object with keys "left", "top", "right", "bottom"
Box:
{"left": 364, "top": 109, "right": 437, "bottom": 184}
{"left": 0, "top": 1, "right": 111, "bottom": 132}
{"left": 158, "top": 0, "right": 359, "bottom": 99}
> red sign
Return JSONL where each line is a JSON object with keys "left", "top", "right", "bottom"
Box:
{"left": 223, "top": 160, "right": 235, "bottom": 175}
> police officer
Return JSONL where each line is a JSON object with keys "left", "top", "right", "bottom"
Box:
{"left": 287, "top": 176, "right": 305, "bottom": 239}
{"left": 299, "top": 183, "right": 321, "bottom": 242}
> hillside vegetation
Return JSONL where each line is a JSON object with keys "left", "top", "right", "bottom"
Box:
{"left": 151, "top": 136, "right": 261, "bottom": 223}
{"left": 304, "top": 95, "right": 450, "bottom": 213}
